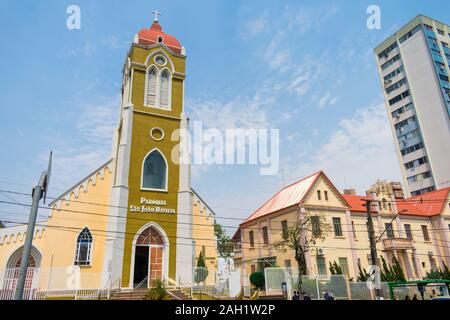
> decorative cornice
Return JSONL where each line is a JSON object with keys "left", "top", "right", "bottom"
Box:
{"left": 192, "top": 189, "right": 215, "bottom": 220}
{"left": 0, "top": 225, "right": 46, "bottom": 246}
{"left": 131, "top": 42, "right": 187, "bottom": 59}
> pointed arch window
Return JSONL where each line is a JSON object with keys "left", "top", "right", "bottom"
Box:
{"left": 146, "top": 67, "right": 158, "bottom": 106}
{"left": 159, "top": 70, "right": 171, "bottom": 108}
{"left": 142, "top": 150, "right": 167, "bottom": 190}
{"left": 75, "top": 227, "right": 93, "bottom": 266}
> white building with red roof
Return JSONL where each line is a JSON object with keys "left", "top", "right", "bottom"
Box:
{"left": 233, "top": 172, "right": 450, "bottom": 282}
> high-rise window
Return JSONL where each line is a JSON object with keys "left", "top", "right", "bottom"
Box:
{"left": 333, "top": 218, "right": 343, "bottom": 237}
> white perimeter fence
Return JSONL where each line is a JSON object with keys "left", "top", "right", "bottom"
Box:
{"left": 0, "top": 267, "right": 111, "bottom": 300}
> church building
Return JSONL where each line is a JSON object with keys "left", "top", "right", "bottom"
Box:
{"left": 0, "top": 15, "right": 217, "bottom": 298}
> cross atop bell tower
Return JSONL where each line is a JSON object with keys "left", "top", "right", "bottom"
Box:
{"left": 152, "top": 10, "right": 161, "bottom": 23}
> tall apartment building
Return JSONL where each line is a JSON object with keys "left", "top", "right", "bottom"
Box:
{"left": 374, "top": 15, "right": 450, "bottom": 196}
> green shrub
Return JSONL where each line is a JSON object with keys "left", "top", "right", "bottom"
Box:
{"left": 249, "top": 272, "right": 265, "bottom": 289}
{"left": 145, "top": 279, "right": 167, "bottom": 300}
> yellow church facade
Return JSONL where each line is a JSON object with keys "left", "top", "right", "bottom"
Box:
{"left": 0, "top": 17, "right": 217, "bottom": 298}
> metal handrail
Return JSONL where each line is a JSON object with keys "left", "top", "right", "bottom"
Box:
{"left": 131, "top": 276, "right": 148, "bottom": 299}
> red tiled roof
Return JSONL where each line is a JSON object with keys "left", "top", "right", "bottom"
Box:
{"left": 137, "top": 21, "right": 182, "bottom": 54}
{"left": 342, "top": 194, "right": 373, "bottom": 213}
{"left": 396, "top": 187, "right": 450, "bottom": 217}
{"left": 241, "top": 171, "right": 350, "bottom": 225}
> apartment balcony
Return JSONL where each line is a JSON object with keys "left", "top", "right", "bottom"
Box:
{"left": 383, "top": 238, "right": 414, "bottom": 251}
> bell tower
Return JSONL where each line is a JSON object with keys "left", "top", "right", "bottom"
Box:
{"left": 104, "top": 14, "right": 193, "bottom": 288}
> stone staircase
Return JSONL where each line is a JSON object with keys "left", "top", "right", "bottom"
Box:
{"left": 109, "top": 288, "right": 192, "bottom": 300}
{"left": 167, "top": 288, "right": 192, "bottom": 300}
{"left": 110, "top": 288, "right": 148, "bottom": 300}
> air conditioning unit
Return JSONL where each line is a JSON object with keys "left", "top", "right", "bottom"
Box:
{"left": 428, "top": 251, "right": 434, "bottom": 257}
{"left": 384, "top": 79, "right": 392, "bottom": 85}
{"left": 317, "top": 248, "right": 325, "bottom": 256}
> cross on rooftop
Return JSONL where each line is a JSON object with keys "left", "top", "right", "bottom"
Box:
{"left": 152, "top": 10, "right": 161, "bottom": 23}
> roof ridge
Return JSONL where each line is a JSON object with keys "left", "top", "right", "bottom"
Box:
{"left": 241, "top": 171, "right": 323, "bottom": 225}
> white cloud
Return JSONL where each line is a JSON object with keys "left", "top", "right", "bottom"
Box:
{"left": 45, "top": 96, "right": 119, "bottom": 195}
{"left": 76, "top": 96, "right": 119, "bottom": 143}
{"left": 284, "top": 103, "right": 402, "bottom": 194}
{"left": 318, "top": 92, "right": 339, "bottom": 109}
{"left": 187, "top": 92, "right": 272, "bottom": 130}
{"left": 241, "top": 15, "right": 269, "bottom": 39}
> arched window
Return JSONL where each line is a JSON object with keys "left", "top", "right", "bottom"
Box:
{"left": 159, "top": 70, "right": 171, "bottom": 108}
{"left": 146, "top": 67, "right": 158, "bottom": 106}
{"left": 75, "top": 227, "right": 93, "bottom": 266}
{"left": 142, "top": 150, "right": 167, "bottom": 190}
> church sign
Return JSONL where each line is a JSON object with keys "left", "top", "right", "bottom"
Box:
{"left": 129, "top": 197, "right": 176, "bottom": 214}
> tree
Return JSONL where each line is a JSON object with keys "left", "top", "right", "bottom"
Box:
{"left": 425, "top": 262, "right": 450, "bottom": 280}
{"left": 273, "top": 214, "right": 331, "bottom": 298}
{"left": 380, "top": 256, "right": 406, "bottom": 282}
{"left": 214, "top": 223, "right": 233, "bottom": 268}
{"left": 194, "top": 251, "right": 209, "bottom": 284}
{"left": 356, "top": 261, "right": 371, "bottom": 282}
{"left": 329, "top": 261, "right": 343, "bottom": 275}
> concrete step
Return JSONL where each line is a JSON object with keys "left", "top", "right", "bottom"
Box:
{"left": 168, "top": 289, "right": 192, "bottom": 300}
{"left": 110, "top": 289, "right": 148, "bottom": 300}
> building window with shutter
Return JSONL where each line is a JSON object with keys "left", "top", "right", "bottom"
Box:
{"left": 262, "top": 227, "right": 269, "bottom": 244}
{"left": 284, "top": 260, "right": 291, "bottom": 268}
{"left": 281, "top": 220, "right": 288, "bottom": 240}
{"left": 404, "top": 224, "right": 413, "bottom": 240}
{"left": 351, "top": 221, "right": 357, "bottom": 239}
{"left": 385, "top": 223, "right": 394, "bottom": 239}
{"left": 316, "top": 257, "right": 327, "bottom": 277}
{"left": 159, "top": 69, "right": 171, "bottom": 108}
{"left": 311, "top": 216, "right": 321, "bottom": 237}
{"left": 421, "top": 225, "right": 430, "bottom": 241}
{"left": 333, "top": 217, "right": 343, "bottom": 237}
{"left": 339, "top": 257, "right": 349, "bottom": 277}
{"left": 146, "top": 67, "right": 158, "bottom": 106}
{"left": 249, "top": 231, "right": 255, "bottom": 248}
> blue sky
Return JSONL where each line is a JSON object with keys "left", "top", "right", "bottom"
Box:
{"left": 1, "top": 0, "right": 450, "bottom": 230}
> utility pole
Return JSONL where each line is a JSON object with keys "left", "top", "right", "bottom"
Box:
{"left": 14, "top": 152, "right": 52, "bottom": 300}
{"left": 364, "top": 198, "right": 383, "bottom": 300}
